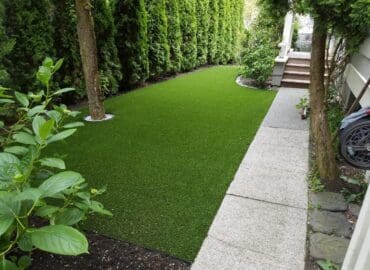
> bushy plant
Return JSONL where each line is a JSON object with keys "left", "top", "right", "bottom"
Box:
{"left": 179, "top": 0, "right": 198, "bottom": 71}
{"left": 207, "top": 0, "right": 219, "bottom": 63}
{"left": 0, "top": 1, "right": 14, "bottom": 86}
{"left": 0, "top": 58, "right": 111, "bottom": 269}
{"left": 146, "top": 0, "right": 170, "bottom": 79}
{"left": 166, "top": 0, "right": 182, "bottom": 74}
{"left": 196, "top": 0, "right": 210, "bottom": 66}
{"left": 241, "top": 29, "right": 276, "bottom": 87}
{"left": 115, "top": 0, "right": 149, "bottom": 89}
{"left": 2, "top": 0, "right": 54, "bottom": 91}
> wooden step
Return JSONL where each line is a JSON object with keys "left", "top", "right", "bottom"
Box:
{"left": 283, "top": 73, "right": 310, "bottom": 81}
{"left": 285, "top": 63, "right": 311, "bottom": 73}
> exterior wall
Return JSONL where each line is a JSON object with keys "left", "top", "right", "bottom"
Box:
{"left": 342, "top": 37, "right": 370, "bottom": 108}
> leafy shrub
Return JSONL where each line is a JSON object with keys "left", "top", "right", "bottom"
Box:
{"left": 0, "top": 58, "right": 111, "bottom": 268}
{"left": 166, "top": 0, "right": 182, "bottom": 74}
{"left": 241, "top": 28, "right": 276, "bottom": 87}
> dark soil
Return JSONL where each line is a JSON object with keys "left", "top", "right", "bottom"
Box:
{"left": 29, "top": 232, "right": 191, "bottom": 270}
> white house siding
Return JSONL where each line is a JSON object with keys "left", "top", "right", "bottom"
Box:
{"left": 342, "top": 37, "right": 370, "bottom": 108}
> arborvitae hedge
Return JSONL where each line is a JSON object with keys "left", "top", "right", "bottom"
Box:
{"left": 196, "top": 0, "right": 210, "bottom": 66}
{"left": 207, "top": 0, "right": 219, "bottom": 64}
{"left": 3, "top": 0, "right": 54, "bottom": 90}
{"left": 53, "top": 0, "right": 85, "bottom": 99}
{"left": 179, "top": 0, "right": 198, "bottom": 71}
{"left": 0, "top": 1, "right": 13, "bottom": 84}
{"left": 1, "top": 0, "right": 245, "bottom": 96}
{"left": 166, "top": 0, "right": 182, "bottom": 74}
{"left": 146, "top": 0, "right": 170, "bottom": 78}
{"left": 115, "top": 0, "right": 149, "bottom": 89}
{"left": 93, "top": 0, "right": 122, "bottom": 95}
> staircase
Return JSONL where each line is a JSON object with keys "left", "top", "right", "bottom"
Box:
{"left": 281, "top": 56, "right": 311, "bottom": 88}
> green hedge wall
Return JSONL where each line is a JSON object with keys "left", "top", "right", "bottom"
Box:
{"left": 166, "top": 0, "right": 182, "bottom": 74}
{"left": 115, "top": 0, "right": 149, "bottom": 89}
{"left": 146, "top": 0, "right": 170, "bottom": 78}
{"left": 1, "top": 0, "right": 245, "bottom": 97}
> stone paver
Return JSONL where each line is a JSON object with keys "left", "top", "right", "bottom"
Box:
{"left": 309, "top": 233, "right": 350, "bottom": 264}
{"left": 348, "top": 203, "right": 361, "bottom": 218}
{"left": 192, "top": 88, "right": 309, "bottom": 270}
{"left": 310, "top": 192, "right": 348, "bottom": 211}
{"left": 309, "top": 210, "right": 352, "bottom": 238}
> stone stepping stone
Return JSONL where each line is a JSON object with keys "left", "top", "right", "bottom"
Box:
{"left": 309, "top": 210, "right": 352, "bottom": 238}
{"left": 309, "top": 192, "right": 347, "bottom": 211}
{"left": 309, "top": 233, "right": 350, "bottom": 264}
{"left": 348, "top": 203, "right": 361, "bottom": 218}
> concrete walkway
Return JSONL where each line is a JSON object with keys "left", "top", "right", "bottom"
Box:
{"left": 192, "top": 88, "right": 309, "bottom": 270}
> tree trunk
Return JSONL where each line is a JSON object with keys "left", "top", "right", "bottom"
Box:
{"left": 75, "top": 0, "right": 105, "bottom": 120}
{"left": 310, "top": 20, "right": 339, "bottom": 190}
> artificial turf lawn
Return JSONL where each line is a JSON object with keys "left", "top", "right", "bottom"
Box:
{"left": 49, "top": 66, "right": 276, "bottom": 261}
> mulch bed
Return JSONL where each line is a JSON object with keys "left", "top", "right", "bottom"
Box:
{"left": 29, "top": 232, "right": 191, "bottom": 270}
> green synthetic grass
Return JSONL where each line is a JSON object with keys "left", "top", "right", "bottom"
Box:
{"left": 49, "top": 66, "right": 276, "bottom": 261}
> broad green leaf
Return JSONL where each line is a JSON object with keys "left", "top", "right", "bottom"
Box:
{"left": 55, "top": 208, "right": 84, "bottom": 225}
{"left": 15, "top": 188, "right": 42, "bottom": 202}
{"left": 39, "top": 157, "right": 65, "bottom": 169}
{"left": 53, "top": 58, "right": 64, "bottom": 72}
{"left": 0, "top": 215, "right": 13, "bottom": 237}
{"left": 39, "top": 171, "right": 83, "bottom": 198}
{"left": 0, "top": 152, "right": 19, "bottom": 166}
{"left": 0, "top": 259, "right": 18, "bottom": 270}
{"left": 27, "top": 105, "right": 45, "bottom": 117}
{"left": 47, "top": 129, "right": 76, "bottom": 144}
{"left": 14, "top": 91, "right": 29, "bottom": 107}
{"left": 46, "top": 110, "right": 62, "bottom": 122}
{"left": 52, "top": 87, "right": 75, "bottom": 96}
{"left": 42, "top": 57, "right": 53, "bottom": 67}
{"left": 38, "top": 119, "right": 55, "bottom": 140}
{"left": 17, "top": 255, "right": 32, "bottom": 270}
{"left": 36, "top": 66, "right": 52, "bottom": 86}
{"left": 30, "top": 225, "right": 88, "bottom": 255}
{"left": 18, "top": 233, "right": 33, "bottom": 252}
{"left": 4, "top": 146, "right": 28, "bottom": 155}
{"left": 0, "top": 121, "right": 3, "bottom": 128}
{"left": 63, "top": 122, "right": 84, "bottom": 129}
{"left": 32, "top": 115, "right": 46, "bottom": 137}
{"left": 35, "top": 205, "right": 59, "bottom": 217}
{"left": 13, "top": 132, "right": 36, "bottom": 145}
{"left": 90, "top": 201, "right": 112, "bottom": 216}
{"left": 0, "top": 98, "right": 14, "bottom": 104}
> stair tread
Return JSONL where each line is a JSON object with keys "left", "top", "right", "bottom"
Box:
{"left": 286, "top": 62, "right": 310, "bottom": 68}
{"left": 282, "top": 78, "right": 310, "bottom": 84}
{"left": 284, "top": 70, "right": 310, "bottom": 75}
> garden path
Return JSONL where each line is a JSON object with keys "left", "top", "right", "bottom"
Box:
{"left": 192, "top": 87, "right": 309, "bottom": 270}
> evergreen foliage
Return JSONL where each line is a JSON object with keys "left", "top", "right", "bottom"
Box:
{"left": 93, "top": 0, "right": 122, "bottom": 95}
{"left": 179, "top": 0, "right": 198, "bottom": 71}
{"left": 1, "top": 0, "right": 245, "bottom": 96}
{"left": 207, "top": 0, "right": 220, "bottom": 63}
{"left": 145, "top": 0, "right": 170, "bottom": 78}
{"left": 3, "top": 0, "right": 54, "bottom": 90}
{"left": 0, "top": 1, "right": 14, "bottom": 85}
{"left": 196, "top": 0, "right": 210, "bottom": 66}
{"left": 115, "top": 0, "right": 149, "bottom": 88}
{"left": 166, "top": 0, "right": 182, "bottom": 74}
{"left": 52, "top": 0, "right": 84, "bottom": 99}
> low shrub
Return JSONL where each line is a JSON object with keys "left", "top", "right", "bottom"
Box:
{"left": 0, "top": 58, "right": 111, "bottom": 269}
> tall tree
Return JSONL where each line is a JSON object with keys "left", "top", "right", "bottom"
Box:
{"left": 179, "top": 0, "right": 197, "bottom": 71}
{"left": 0, "top": 1, "right": 14, "bottom": 85}
{"left": 166, "top": 0, "right": 182, "bottom": 74}
{"left": 207, "top": 0, "right": 219, "bottom": 64}
{"left": 146, "top": 0, "right": 170, "bottom": 78}
{"left": 3, "top": 0, "right": 54, "bottom": 90}
{"left": 75, "top": 0, "right": 105, "bottom": 120}
{"left": 196, "top": 0, "right": 210, "bottom": 66}
{"left": 93, "top": 0, "right": 122, "bottom": 95}
{"left": 115, "top": 0, "right": 149, "bottom": 88}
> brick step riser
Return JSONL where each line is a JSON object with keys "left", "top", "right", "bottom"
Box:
{"left": 287, "top": 58, "right": 311, "bottom": 65}
{"left": 285, "top": 66, "right": 311, "bottom": 73}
